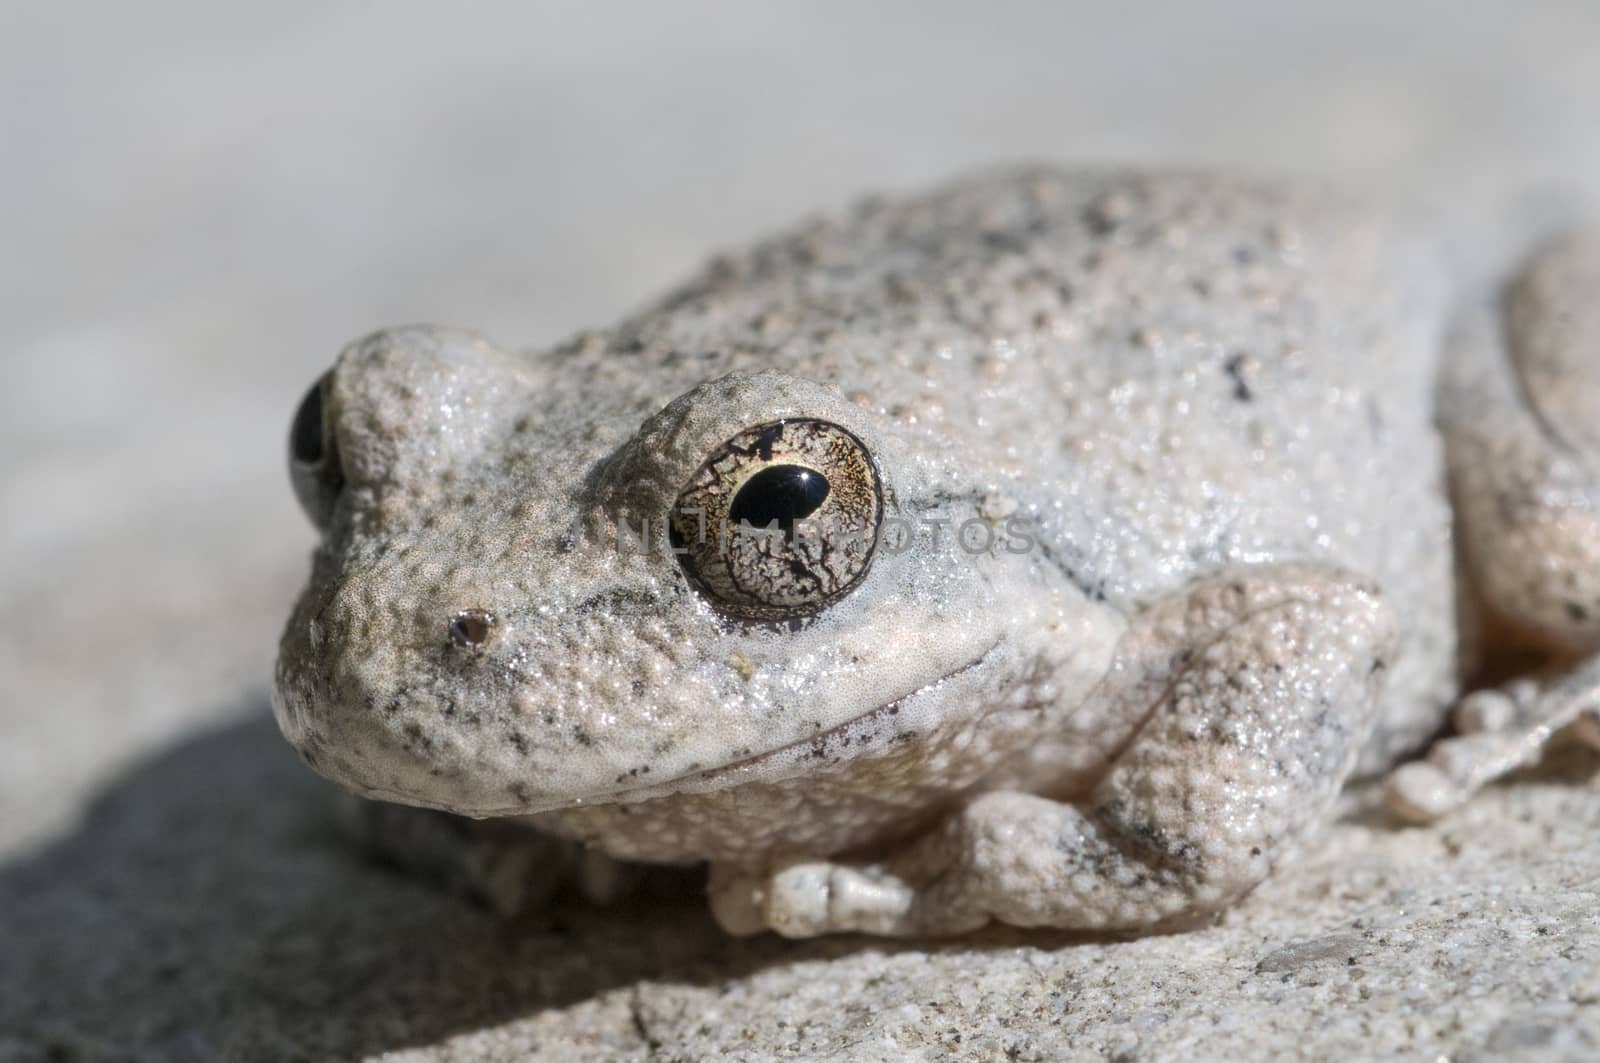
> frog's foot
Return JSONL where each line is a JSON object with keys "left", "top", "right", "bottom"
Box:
{"left": 1385, "top": 658, "right": 1600, "bottom": 822}
{"left": 712, "top": 564, "right": 1394, "bottom": 938}
{"left": 341, "top": 797, "right": 635, "bottom": 915}
{"left": 709, "top": 860, "right": 925, "bottom": 938}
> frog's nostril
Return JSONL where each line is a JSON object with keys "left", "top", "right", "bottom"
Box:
{"left": 449, "top": 608, "right": 497, "bottom": 648}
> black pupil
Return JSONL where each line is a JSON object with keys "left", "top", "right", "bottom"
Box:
{"left": 729, "top": 465, "right": 830, "bottom": 533}
{"left": 291, "top": 379, "right": 325, "bottom": 465}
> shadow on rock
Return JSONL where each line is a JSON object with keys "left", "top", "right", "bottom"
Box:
{"left": 0, "top": 709, "right": 768, "bottom": 1060}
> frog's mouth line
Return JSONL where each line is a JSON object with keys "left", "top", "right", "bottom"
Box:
{"left": 338, "top": 639, "right": 1004, "bottom": 818}
{"left": 547, "top": 636, "right": 1007, "bottom": 812}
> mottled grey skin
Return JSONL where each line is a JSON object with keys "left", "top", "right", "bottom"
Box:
{"left": 274, "top": 168, "right": 1600, "bottom": 937}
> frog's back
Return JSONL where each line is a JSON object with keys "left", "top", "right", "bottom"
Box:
{"left": 617, "top": 167, "right": 1458, "bottom": 767}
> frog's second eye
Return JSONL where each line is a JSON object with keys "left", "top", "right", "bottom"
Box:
{"left": 289, "top": 372, "right": 344, "bottom": 530}
{"left": 670, "top": 419, "right": 882, "bottom": 622}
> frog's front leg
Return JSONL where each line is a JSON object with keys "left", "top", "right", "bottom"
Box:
{"left": 711, "top": 565, "right": 1394, "bottom": 937}
{"left": 1386, "top": 233, "right": 1600, "bottom": 822}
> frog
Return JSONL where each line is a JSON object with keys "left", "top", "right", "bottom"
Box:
{"left": 273, "top": 167, "right": 1600, "bottom": 938}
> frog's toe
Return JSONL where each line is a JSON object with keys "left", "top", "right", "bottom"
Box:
{"left": 1383, "top": 760, "right": 1468, "bottom": 823}
{"left": 708, "top": 860, "right": 919, "bottom": 938}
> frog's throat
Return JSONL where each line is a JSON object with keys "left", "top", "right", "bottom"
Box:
{"left": 510, "top": 637, "right": 1006, "bottom": 817}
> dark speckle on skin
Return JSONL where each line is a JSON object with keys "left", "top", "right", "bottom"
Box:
{"left": 982, "top": 228, "right": 1029, "bottom": 254}
{"left": 1224, "top": 354, "right": 1254, "bottom": 403}
{"left": 1365, "top": 395, "right": 1386, "bottom": 442}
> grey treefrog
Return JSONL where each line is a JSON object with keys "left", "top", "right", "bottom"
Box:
{"left": 274, "top": 168, "right": 1600, "bottom": 937}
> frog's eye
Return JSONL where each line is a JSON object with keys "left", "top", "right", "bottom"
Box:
{"left": 670, "top": 419, "right": 883, "bottom": 621}
{"left": 289, "top": 372, "right": 344, "bottom": 529}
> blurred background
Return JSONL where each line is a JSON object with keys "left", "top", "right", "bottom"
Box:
{"left": 3, "top": 1, "right": 1600, "bottom": 1054}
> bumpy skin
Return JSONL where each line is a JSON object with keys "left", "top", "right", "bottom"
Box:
{"left": 277, "top": 168, "right": 1487, "bottom": 936}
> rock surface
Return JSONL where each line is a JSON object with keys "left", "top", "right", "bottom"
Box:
{"left": 4, "top": 3, "right": 1600, "bottom": 1060}
{"left": 1, "top": 723, "right": 1595, "bottom": 1061}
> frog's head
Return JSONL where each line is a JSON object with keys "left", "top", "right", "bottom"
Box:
{"left": 274, "top": 326, "right": 1113, "bottom": 818}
